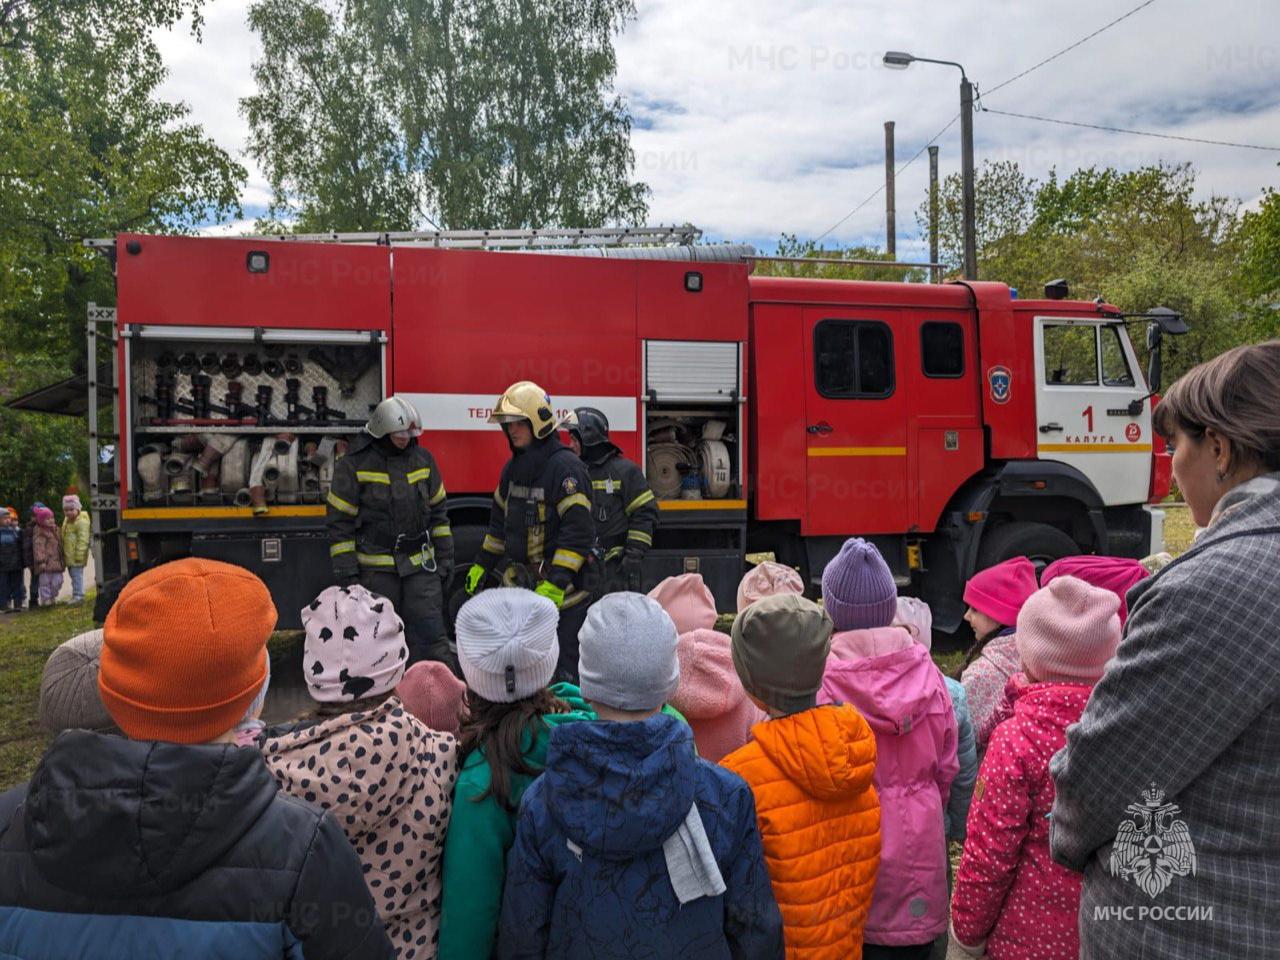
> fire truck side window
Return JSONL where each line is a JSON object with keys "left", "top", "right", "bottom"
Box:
{"left": 920, "top": 322, "right": 965, "bottom": 378}
{"left": 814, "top": 320, "right": 895, "bottom": 399}
{"left": 1101, "top": 325, "right": 1136, "bottom": 387}
{"left": 1042, "top": 323, "right": 1099, "bottom": 385}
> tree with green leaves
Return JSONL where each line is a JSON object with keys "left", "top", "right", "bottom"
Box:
{"left": 243, "top": 0, "right": 650, "bottom": 231}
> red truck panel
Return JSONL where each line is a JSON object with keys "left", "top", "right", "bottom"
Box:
{"left": 115, "top": 234, "right": 392, "bottom": 330}
{"left": 965, "top": 282, "right": 1036, "bottom": 460}
{"left": 748, "top": 303, "right": 807, "bottom": 520}
{"left": 637, "top": 260, "right": 749, "bottom": 341}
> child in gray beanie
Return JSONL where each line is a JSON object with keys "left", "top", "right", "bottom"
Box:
{"left": 498, "top": 592, "right": 783, "bottom": 959}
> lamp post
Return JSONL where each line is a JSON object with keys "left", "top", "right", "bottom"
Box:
{"left": 883, "top": 51, "right": 976, "bottom": 280}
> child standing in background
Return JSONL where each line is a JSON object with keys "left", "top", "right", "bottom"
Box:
{"left": 0, "top": 510, "right": 25, "bottom": 612}
{"left": 956, "top": 557, "right": 1038, "bottom": 751}
{"left": 60, "top": 495, "right": 91, "bottom": 603}
{"left": 951, "top": 577, "right": 1122, "bottom": 960}
{"left": 31, "top": 506, "right": 63, "bottom": 605}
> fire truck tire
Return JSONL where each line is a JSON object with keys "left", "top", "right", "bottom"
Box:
{"left": 976, "top": 521, "right": 1079, "bottom": 575}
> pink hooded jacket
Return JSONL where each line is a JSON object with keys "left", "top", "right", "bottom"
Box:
{"left": 668, "top": 627, "right": 766, "bottom": 763}
{"left": 819, "top": 627, "right": 959, "bottom": 947}
{"left": 952, "top": 682, "right": 1092, "bottom": 960}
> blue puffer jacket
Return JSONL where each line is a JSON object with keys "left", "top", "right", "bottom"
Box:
{"left": 497, "top": 713, "right": 783, "bottom": 960}
{"left": 0, "top": 731, "right": 394, "bottom": 960}
{"left": 943, "top": 675, "right": 978, "bottom": 841}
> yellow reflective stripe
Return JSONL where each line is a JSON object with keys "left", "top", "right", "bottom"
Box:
{"left": 326, "top": 491, "right": 359, "bottom": 516}
{"left": 625, "top": 490, "right": 656, "bottom": 514}
{"left": 557, "top": 493, "right": 591, "bottom": 517}
{"left": 561, "top": 586, "right": 591, "bottom": 609}
{"left": 356, "top": 552, "right": 396, "bottom": 567}
{"left": 494, "top": 485, "right": 507, "bottom": 511}
{"left": 431, "top": 524, "right": 453, "bottom": 538}
{"left": 329, "top": 540, "right": 356, "bottom": 557}
{"left": 591, "top": 480, "right": 611, "bottom": 490}
{"left": 356, "top": 471, "right": 391, "bottom": 484}
{"left": 552, "top": 548, "right": 585, "bottom": 572}
{"left": 627, "top": 529, "right": 653, "bottom": 546}
{"left": 528, "top": 524, "right": 545, "bottom": 563}
{"left": 482, "top": 534, "right": 506, "bottom": 555}
{"left": 430, "top": 484, "right": 447, "bottom": 505}
{"left": 604, "top": 545, "right": 624, "bottom": 561}
{"left": 407, "top": 468, "right": 431, "bottom": 484}
{"left": 407, "top": 549, "right": 435, "bottom": 567}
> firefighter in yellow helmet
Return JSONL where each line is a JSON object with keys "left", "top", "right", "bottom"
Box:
{"left": 464, "top": 381, "right": 597, "bottom": 682}
{"left": 326, "top": 395, "right": 457, "bottom": 671}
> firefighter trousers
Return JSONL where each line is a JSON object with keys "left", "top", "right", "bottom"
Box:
{"left": 360, "top": 568, "right": 458, "bottom": 673}
{"left": 553, "top": 598, "right": 592, "bottom": 686}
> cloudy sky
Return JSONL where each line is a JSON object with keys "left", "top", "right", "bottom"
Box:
{"left": 156, "top": 0, "right": 1280, "bottom": 255}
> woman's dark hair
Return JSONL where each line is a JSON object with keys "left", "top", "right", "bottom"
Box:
{"left": 458, "top": 687, "right": 568, "bottom": 812}
{"left": 301, "top": 691, "right": 392, "bottom": 722}
{"left": 950, "top": 621, "right": 1007, "bottom": 680}
{"left": 1153, "top": 340, "right": 1280, "bottom": 475}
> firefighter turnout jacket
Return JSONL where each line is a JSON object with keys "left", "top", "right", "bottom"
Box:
{"left": 476, "top": 436, "right": 596, "bottom": 607}
{"left": 584, "top": 446, "right": 658, "bottom": 563}
{"left": 326, "top": 433, "right": 453, "bottom": 580}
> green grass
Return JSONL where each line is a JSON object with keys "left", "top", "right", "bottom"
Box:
{"left": 0, "top": 600, "right": 95, "bottom": 793}
{"left": 1162, "top": 504, "right": 1197, "bottom": 558}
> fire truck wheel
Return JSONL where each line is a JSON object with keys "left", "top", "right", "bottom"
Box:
{"left": 976, "top": 521, "right": 1079, "bottom": 577}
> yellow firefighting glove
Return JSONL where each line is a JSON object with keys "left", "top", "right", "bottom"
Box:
{"left": 534, "top": 580, "right": 565, "bottom": 609}
{"left": 465, "top": 563, "right": 486, "bottom": 596}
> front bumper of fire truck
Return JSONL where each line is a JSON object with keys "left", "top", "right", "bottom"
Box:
{"left": 1144, "top": 504, "right": 1166, "bottom": 557}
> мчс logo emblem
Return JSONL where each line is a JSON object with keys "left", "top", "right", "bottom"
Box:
{"left": 1110, "top": 783, "right": 1197, "bottom": 899}
{"left": 988, "top": 366, "right": 1011, "bottom": 405}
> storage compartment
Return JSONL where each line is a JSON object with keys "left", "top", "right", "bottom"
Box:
{"left": 643, "top": 339, "right": 744, "bottom": 502}
{"left": 124, "top": 326, "right": 385, "bottom": 511}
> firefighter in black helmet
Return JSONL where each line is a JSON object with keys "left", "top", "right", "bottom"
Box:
{"left": 326, "top": 395, "right": 458, "bottom": 671}
{"left": 463, "top": 381, "right": 596, "bottom": 682}
{"left": 566, "top": 406, "right": 658, "bottom": 593}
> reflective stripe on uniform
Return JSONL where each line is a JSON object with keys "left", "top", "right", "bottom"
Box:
{"left": 356, "top": 471, "right": 391, "bottom": 484}
{"left": 627, "top": 529, "right": 653, "bottom": 547}
{"left": 527, "top": 524, "right": 545, "bottom": 563}
{"left": 430, "top": 484, "right": 447, "bottom": 505}
{"left": 327, "top": 491, "right": 359, "bottom": 516}
{"left": 407, "top": 549, "right": 435, "bottom": 567}
{"left": 591, "top": 480, "right": 611, "bottom": 490}
{"left": 604, "top": 545, "right": 624, "bottom": 561}
{"left": 561, "top": 585, "right": 591, "bottom": 609}
{"left": 625, "top": 490, "right": 656, "bottom": 514}
{"left": 557, "top": 493, "right": 591, "bottom": 517}
{"left": 494, "top": 486, "right": 508, "bottom": 514}
{"left": 483, "top": 534, "right": 506, "bottom": 555}
{"left": 407, "top": 468, "right": 431, "bottom": 484}
{"left": 356, "top": 552, "right": 396, "bottom": 567}
{"left": 552, "top": 548, "right": 585, "bottom": 572}
{"left": 330, "top": 540, "right": 356, "bottom": 557}
{"left": 431, "top": 524, "right": 453, "bottom": 539}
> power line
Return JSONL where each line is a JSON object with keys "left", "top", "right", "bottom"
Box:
{"left": 983, "top": 107, "right": 1280, "bottom": 151}
{"left": 983, "top": 0, "right": 1159, "bottom": 98}
{"left": 811, "top": 0, "right": 1160, "bottom": 243}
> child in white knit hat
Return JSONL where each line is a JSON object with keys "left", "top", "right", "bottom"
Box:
{"left": 438, "top": 588, "right": 596, "bottom": 960}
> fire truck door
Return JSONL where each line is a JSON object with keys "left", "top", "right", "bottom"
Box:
{"left": 802, "top": 308, "right": 909, "bottom": 535}
{"left": 1034, "top": 317, "right": 1153, "bottom": 505}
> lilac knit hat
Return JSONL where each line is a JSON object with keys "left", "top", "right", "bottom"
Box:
{"left": 821, "top": 538, "right": 898, "bottom": 632}
{"left": 1016, "top": 576, "right": 1121, "bottom": 684}
{"left": 301, "top": 584, "right": 408, "bottom": 703}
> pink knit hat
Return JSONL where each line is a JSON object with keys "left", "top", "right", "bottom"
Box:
{"left": 895, "top": 596, "right": 933, "bottom": 650}
{"left": 1016, "top": 576, "right": 1121, "bottom": 683}
{"left": 736, "top": 561, "right": 804, "bottom": 612}
{"left": 397, "top": 660, "right": 467, "bottom": 734}
{"left": 301, "top": 584, "right": 408, "bottom": 702}
{"left": 964, "top": 556, "right": 1038, "bottom": 626}
{"left": 1040, "top": 555, "right": 1149, "bottom": 626}
{"left": 647, "top": 574, "right": 717, "bottom": 634}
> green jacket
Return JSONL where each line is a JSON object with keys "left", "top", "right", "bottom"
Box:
{"left": 437, "top": 684, "right": 688, "bottom": 960}
{"left": 60, "top": 512, "right": 91, "bottom": 568}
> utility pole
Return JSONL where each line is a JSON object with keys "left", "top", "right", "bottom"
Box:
{"left": 884, "top": 121, "right": 896, "bottom": 257}
{"left": 959, "top": 76, "right": 976, "bottom": 280}
{"left": 928, "top": 145, "right": 939, "bottom": 283}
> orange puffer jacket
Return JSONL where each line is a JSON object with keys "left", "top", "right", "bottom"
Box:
{"left": 720, "top": 703, "right": 881, "bottom": 960}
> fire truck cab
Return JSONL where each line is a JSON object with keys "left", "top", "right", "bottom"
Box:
{"left": 76, "top": 231, "right": 1177, "bottom": 631}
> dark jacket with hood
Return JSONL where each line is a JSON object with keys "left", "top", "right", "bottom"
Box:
{"left": 326, "top": 432, "right": 453, "bottom": 581}
{"left": 476, "top": 434, "right": 595, "bottom": 602}
{"left": 0, "top": 731, "right": 395, "bottom": 960}
{"left": 497, "top": 712, "right": 783, "bottom": 960}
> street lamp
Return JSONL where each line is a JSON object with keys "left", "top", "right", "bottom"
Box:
{"left": 883, "top": 51, "right": 977, "bottom": 280}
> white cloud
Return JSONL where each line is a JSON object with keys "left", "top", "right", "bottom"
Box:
{"left": 152, "top": 0, "right": 1280, "bottom": 248}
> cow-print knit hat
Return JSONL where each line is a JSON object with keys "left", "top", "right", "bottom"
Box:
{"left": 301, "top": 584, "right": 408, "bottom": 703}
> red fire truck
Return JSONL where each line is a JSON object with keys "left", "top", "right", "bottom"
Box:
{"left": 74, "top": 228, "right": 1184, "bottom": 630}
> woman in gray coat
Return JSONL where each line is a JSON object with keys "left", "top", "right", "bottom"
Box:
{"left": 1049, "top": 340, "right": 1280, "bottom": 960}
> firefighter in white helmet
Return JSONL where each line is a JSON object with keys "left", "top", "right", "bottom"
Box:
{"left": 326, "top": 395, "right": 457, "bottom": 671}
{"left": 464, "top": 381, "right": 597, "bottom": 682}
